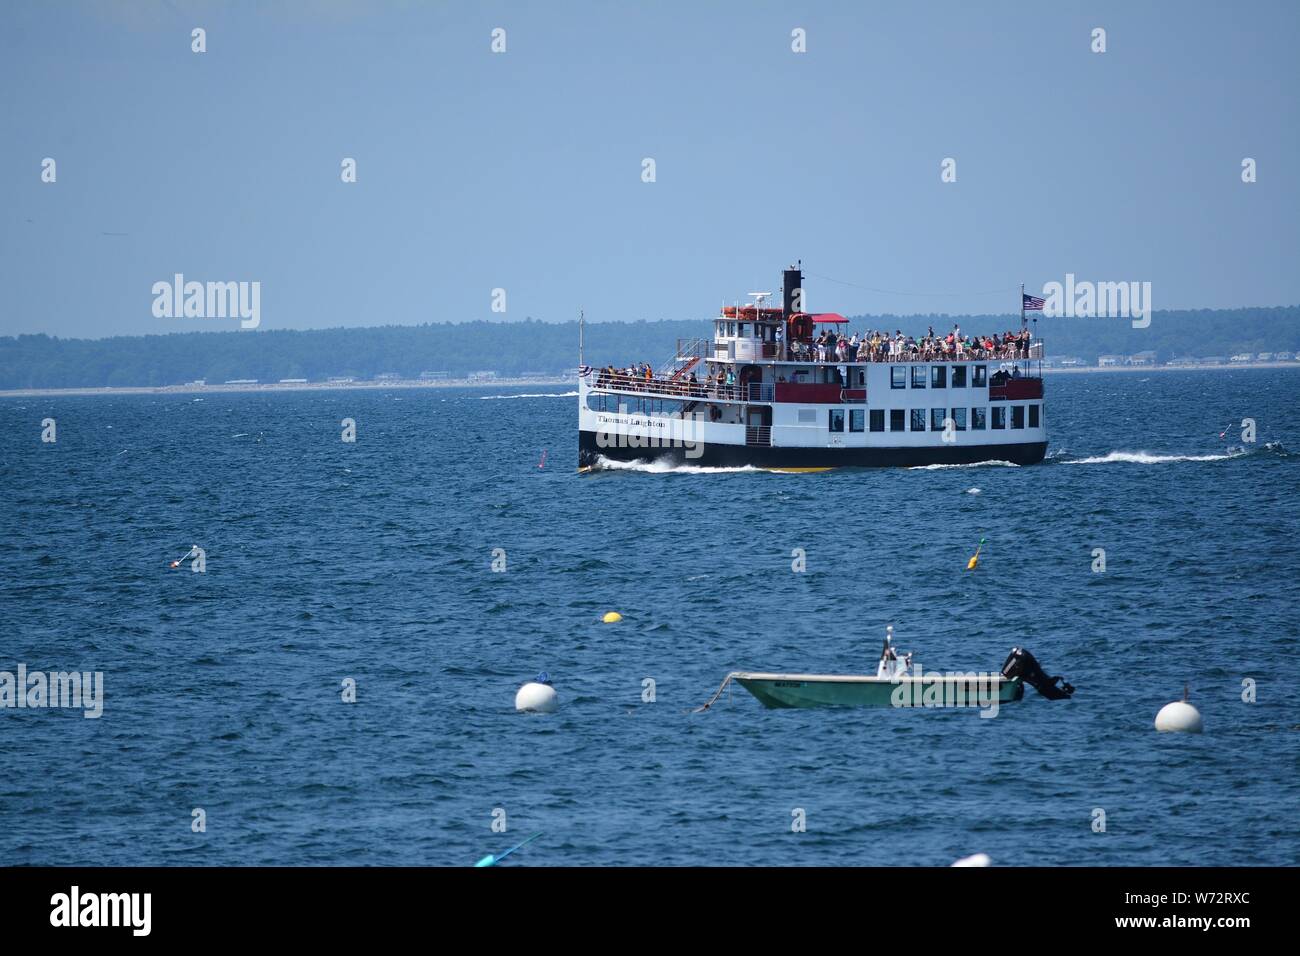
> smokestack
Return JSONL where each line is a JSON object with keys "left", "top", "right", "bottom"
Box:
{"left": 783, "top": 262, "right": 803, "bottom": 319}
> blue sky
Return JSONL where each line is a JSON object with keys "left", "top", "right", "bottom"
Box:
{"left": 2, "top": 0, "right": 1297, "bottom": 338}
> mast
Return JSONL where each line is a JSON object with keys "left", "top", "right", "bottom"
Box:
{"left": 1020, "top": 283, "right": 1026, "bottom": 373}
{"left": 579, "top": 308, "right": 584, "bottom": 369}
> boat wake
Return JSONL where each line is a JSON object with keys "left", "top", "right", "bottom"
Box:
{"left": 479, "top": 391, "right": 578, "bottom": 400}
{"left": 1061, "top": 448, "right": 1250, "bottom": 465}
{"left": 589, "top": 455, "right": 763, "bottom": 475}
{"left": 908, "top": 460, "right": 1020, "bottom": 471}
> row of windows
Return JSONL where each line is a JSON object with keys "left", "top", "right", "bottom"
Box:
{"left": 892, "top": 365, "right": 988, "bottom": 389}
{"left": 586, "top": 394, "right": 691, "bottom": 415}
{"left": 829, "top": 404, "right": 1041, "bottom": 432}
{"left": 586, "top": 391, "right": 1041, "bottom": 431}
{"left": 719, "top": 321, "right": 776, "bottom": 341}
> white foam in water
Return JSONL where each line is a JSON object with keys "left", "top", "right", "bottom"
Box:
{"left": 965, "top": 487, "right": 982, "bottom": 494}
{"left": 908, "top": 460, "right": 1020, "bottom": 470}
{"left": 478, "top": 391, "right": 578, "bottom": 400}
{"left": 592, "top": 455, "right": 762, "bottom": 475}
{"left": 1065, "top": 449, "right": 1246, "bottom": 465}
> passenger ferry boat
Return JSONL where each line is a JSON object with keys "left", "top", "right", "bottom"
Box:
{"left": 578, "top": 264, "right": 1047, "bottom": 470}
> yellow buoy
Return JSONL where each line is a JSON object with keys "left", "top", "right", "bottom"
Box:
{"left": 966, "top": 556, "right": 978, "bottom": 570}
{"left": 602, "top": 611, "right": 623, "bottom": 624}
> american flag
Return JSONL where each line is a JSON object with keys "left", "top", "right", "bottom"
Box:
{"left": 1022, "top": 293, "right": 1045, "bottom": 311}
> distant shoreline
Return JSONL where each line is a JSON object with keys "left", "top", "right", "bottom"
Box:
{"left": 0, "top": 377, "right": 577, "bottom": 399}
{"left": 1042, "top": 361, "right": 1300, "bottom": 375}
{"left": 1, "top": 362, "right": 1297, "bottom": 398}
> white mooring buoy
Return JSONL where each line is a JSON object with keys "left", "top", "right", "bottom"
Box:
{"left": 951, "top": 853, "right": 992, "bottom": 867}
{"left": 515, "top": 672, "right": 558, "bottom": 713}
{"left": 1155, "top": 684, "right": 1203, "bottom": 734}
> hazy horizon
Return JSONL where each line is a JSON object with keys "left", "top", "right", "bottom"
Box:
{"left": 3, "top": 301, "right": 1298, "bottom": 344}
{"left": 3, "top": 1, "right": 1299, "bottom": 339}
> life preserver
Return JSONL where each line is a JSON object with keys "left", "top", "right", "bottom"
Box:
{"left": 787, "top": 314, "right": 813, "bottom": 343}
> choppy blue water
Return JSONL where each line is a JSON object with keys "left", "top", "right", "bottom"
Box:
{"left": 2, "top": 370, "right": 1298, "bottom": 866}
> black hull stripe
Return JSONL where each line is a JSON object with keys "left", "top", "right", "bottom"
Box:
{"left": 578, "top": 432, "right": 1047, "bottom": 469}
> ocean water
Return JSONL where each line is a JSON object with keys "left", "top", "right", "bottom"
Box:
{"left": 1, "top": 370, "right": 1298, "bottom": 867}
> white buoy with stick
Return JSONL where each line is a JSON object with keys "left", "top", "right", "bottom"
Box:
{"left": 1155, "top": 684, "right": 1203, "bottom": 733}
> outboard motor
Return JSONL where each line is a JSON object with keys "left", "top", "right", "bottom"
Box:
{"left": 1001, "top": 647, "right": 1074, "bottom": 700}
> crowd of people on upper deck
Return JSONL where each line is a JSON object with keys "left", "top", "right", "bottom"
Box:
{"left": 788, "top": 326, "right": 1034, "bottom": 363}
{"left": 595, "top": 363, "right": 738, "bottom": 398}
{"left": 590, "top": 324, "right": 1036, "bottom": 397}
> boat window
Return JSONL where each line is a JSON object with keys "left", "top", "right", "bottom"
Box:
{"left": 738, "top": 323, "right": 748, "bottom": 338}
{"left": 911, "top": 366, "right": 927, "bottom": 388}
{"left": 951, "top": 407, "right": 967, "bottom": 431}
{"left": 891, "top": 367, "right": 906, "bottom": 389}
{"left": 829, "top": 409, "right": 845, "bottom": 432}
{"left": 992, "top": 406, "right": 1006, "bottom": 429}
{"left": 973, "top": 365, "right": 988, "bottom": 387}
{"left": 931, "top": 408, "right": 946, "bottom": 431}
{"left": 910, "top": 409, "right": 926, "bottom": 431}
{"left": 868, "top": 409, "right": 884, "bottom": 432}
{"left": 798, "top": 408, "right": 816, "bottom": 423}
{"left": 890, "top": 409, "right": 906, "bottom": 431}
{"left": 851, "top": 409, "right": 866, "bottom": 432}
{"left": 951, "top": 365, "right": 967, "bottom": 388}
{"left": 1011, "top": 405, "right": 1026, "bottom": 429}
{"left": 1029, "top": 404, "right": 1040, "bottom": 428}
{"left": 586, "top": 393, "right": 604, "bottom": 412}
{"left": 972, "top": 407, "right": 987, "bottom": 430}
{"left": 931, "top": 366, "right": 947, "bottom": 388}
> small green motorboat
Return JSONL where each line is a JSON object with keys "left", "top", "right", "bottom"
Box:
{"left": 697, "top": 626, "right": 1073, "bottom": 712}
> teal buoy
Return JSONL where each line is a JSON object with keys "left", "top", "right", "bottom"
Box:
{"left": 473, "top": 832, "right": 542, "bottom": 867}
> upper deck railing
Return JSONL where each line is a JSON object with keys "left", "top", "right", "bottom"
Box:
{"left": 780, "top": 339, "right": 1043, "bottom": 363}
{"left": 589, "top": 340, "right": 1043, "bottom": 404}
{"left": 591, "top": 369, "right": 747, "bottom": 402}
